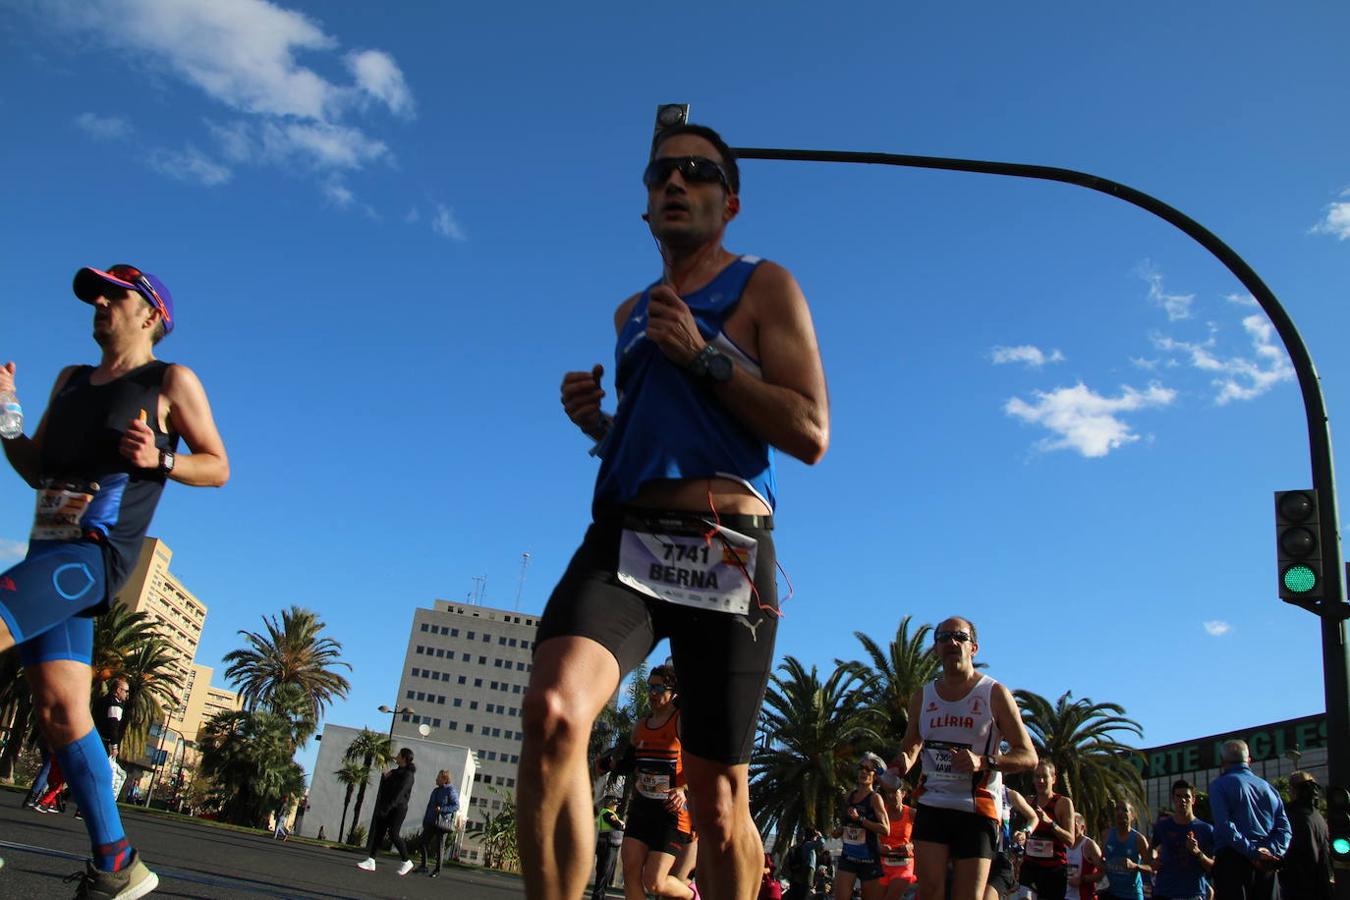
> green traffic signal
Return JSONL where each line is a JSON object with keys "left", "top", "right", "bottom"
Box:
{"left": 1333, "top": 836, "right": 1350, "bottom": 857}
{"left": 1282, "top": 565, "right": 1318, "bottom": 594}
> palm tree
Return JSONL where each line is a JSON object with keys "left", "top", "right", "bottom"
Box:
{"left": 588, "top": 663, "right": 650, "bottom": 795}
{"left": 839, "top": 616, "right": 940, "bottom": 751}
{"left": 750, "top": 656, "right": 885, "bottom": 852}
{"left": 91, "top": 604, "right": 159, "bottom": 685}
{"left": 0, "top": 649, "right": 35, "bottom": 783}
{"left": 335, "top": 761, "right": 366, "bottom": 845}
{"left": 478, "top": 787, "right": 519, "bottom": 871}
{"left": 113, "top": 637, "right": 184, "bottom": 761}
{"left": 222, "top": 606, "right": 352, "bottom": 728}
{"left": 342, "top": 728, "right": 392, "bottom": 844}
{"left": 1014, "top": 689, "right": 1146, "bottom": 831}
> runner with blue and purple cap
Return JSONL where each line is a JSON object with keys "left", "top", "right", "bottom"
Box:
{"left": 0, "top": 262, "right": 228, "bottom": 899}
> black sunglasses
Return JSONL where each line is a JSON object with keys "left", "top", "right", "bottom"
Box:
{"left": 647, "top": 683, "right": 671, "bottom": 694}
{"left": 934, "top": 630, "right": 972, "bottom": 644}
{"left": 643, "top": 156, "right": 729, "bottom": 190}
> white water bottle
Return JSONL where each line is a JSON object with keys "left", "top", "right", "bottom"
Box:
{"left": 0, "top": 391, "right": 22, "bottom": 439}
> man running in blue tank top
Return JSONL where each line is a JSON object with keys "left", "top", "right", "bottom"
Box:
{"left": 521, "top": 123, "right": 830, "bottom": 900}
{"left": 0, "top": 264, "right": 229, "bottom": 899}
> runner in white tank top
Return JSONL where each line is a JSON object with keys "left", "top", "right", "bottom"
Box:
{"left": 886, "top": 617, "right": 1039, "bottom": 900}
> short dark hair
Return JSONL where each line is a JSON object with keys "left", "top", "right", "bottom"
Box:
{"left": 651, "top": 123, "right": 740, "bottom": 194}
{"left": 650, "top": 664, "right": 678, "bottom": 691}
{"left": 399, "top": 747, "right": 414, "bottom": 763}
{"left": 1171, "top": 779, "right": 1194, "bottom": 795}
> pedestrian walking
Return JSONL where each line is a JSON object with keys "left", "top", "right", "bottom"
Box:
{"left": 1208, "top": 740, "right": 1290, "bottom": 900}
{"left": 356, "top": 747, "right": 417, "bottom": 876}
{"left": 415, "top": 769, "right": 460, "bottom": 877}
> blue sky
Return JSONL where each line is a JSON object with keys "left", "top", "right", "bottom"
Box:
{"left": 3, "top": 1, "right": 1349, "bottom": 784}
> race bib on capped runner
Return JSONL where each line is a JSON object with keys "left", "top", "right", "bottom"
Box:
{"left": 922, "top": 740, "right": 972, "bottom": 784}
{"left": 842, "top": 826, "right": 866, "bottom": 846}
{"left": 617, "top": 520, "right": 758, "bottom": 615}
{"left": 636, "top": 772, "right": 672, "bottom": 800}
{"left": 32, "top": 483, "right": 97, "bottom": 542}
{"left": 1025, "top": 838, "right": 1054, "bottom": 858}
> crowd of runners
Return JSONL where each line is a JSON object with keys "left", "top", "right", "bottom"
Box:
{"left": 0, "top": 119, "right": 1328, "bottom": 900}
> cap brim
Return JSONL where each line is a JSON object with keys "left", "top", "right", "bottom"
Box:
{"left": 73, "top": 267, "right": 138, "bottom": 304}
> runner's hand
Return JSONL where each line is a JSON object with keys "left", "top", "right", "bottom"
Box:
{"left": 0, "top": 361, "right": 14, "bottom": 395}
{"left": 560, "top": 364, "right": 607, "bottom": 437}
{"left": 950, "top": 749, "right": 981, "bottom": 773}
{"left": 664, "top": 788, "right": 687, "bottom": 813}
{"left": 119, "top": 414, "right": 159, "bottom": 468}
{"left": 645, "top": 285, "right": 705, "bottom": 367}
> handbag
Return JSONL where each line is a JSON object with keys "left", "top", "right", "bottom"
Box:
{"left": 435, "top": 811, "right": 456, "bottom": 832}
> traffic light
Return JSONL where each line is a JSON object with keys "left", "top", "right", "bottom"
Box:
{"left": 1275, "top": 490, "right": 1324, "bottom": 605}
{"left": 1329, "top": 785, "right": 1350, "bottom": 863}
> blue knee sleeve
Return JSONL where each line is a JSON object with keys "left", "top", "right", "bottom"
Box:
{"left": 1, "top": 540, "right": 105, "bottom": 663}
{"left": 55, "top": 730, "right": 133, "bottom": 872}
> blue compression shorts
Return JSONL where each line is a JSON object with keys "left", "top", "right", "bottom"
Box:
{"left": 0, "top": 540, "right": 105, "bottom": 666}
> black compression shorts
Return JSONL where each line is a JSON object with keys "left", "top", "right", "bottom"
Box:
{"left": 625, "top": 798, "right": 692, "bottom": 857}
{"left": 536, "top": 507, "right": 778, "bottom": 764}
{"left": 912, "top": 805, "right": 999, "bottom": 861}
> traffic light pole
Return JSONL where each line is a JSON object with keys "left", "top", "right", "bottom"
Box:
{"left": 730, "top": 146, "right": 1350, "bottom": 877}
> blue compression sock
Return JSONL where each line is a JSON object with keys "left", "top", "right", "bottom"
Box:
{"left": 54, "top": 730, "right": 132, "bottom": 871}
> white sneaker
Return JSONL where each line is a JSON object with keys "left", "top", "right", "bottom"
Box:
{"left": 397, "top": 859, "right": 415, "bottom": 876}
{"left": 357, "top": 857, "right": 377, "bottom": 871}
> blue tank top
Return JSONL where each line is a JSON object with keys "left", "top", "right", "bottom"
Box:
{"left": 839, "top": 789, "right": 881, "bottom": 863}
{"left": 1103, "top": 828, "right": 1143, "bottom": 899}
{"left": 594, "top": 256, "right": 776, "bottom": 510}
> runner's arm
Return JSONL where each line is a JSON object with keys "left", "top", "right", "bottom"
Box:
{"left": 0, "top": 365, "right": 78, "bottom": 488}
{"left": 887, "top": 692, "right": 925, "bottom": 776}
{"left": 988, "top": 683, "right": 1037, "bottom": 774}
{"left": 1049, "top": 794, "right": 1076, "bottom": 845}
{"left": 162, "top": 364, "right": 229, "bottom": 487}
{"left": 866, "top": 791, "right": 889, "bottom": 834}
{"left": 1082, "top": 837, "right": 1105, "bottom": 868}
{"left": 1005, "top": 788, "right": 1038, "bottom": 828}
{"left": 706, "top": 264, "right": 828, "bottom": 463}
{"left": 1132, "top": 832, "right": 1152, "bottom": 873}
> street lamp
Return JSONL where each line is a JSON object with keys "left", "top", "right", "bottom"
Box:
{"left": 378, "top": 704, "right": 414, "bottom": 742}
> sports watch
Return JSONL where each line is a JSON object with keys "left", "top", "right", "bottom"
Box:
{"left": 689, "top": 344, "right": 733, "bottom": 383}
{"left": 158, "top": 449, "right": 175, "bottom": 475}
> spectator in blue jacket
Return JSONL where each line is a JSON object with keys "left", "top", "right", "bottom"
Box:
{"left": 414, "top": 769, "right": 460, "bottom": 877}
{"left": 1208, "top": 739, "right": 1291, "bottom": 900}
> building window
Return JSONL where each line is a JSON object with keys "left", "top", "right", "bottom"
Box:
{"left": 448, "top": 722, "right": 457, "bottom": 730}
{"left": 416, "top": 645, "right": 424, "bottom": 654}
{"left": 479, "top": 655, "right": 487, "bottom": 665}
{"left": 453, "top": 698, "right": 462, "bottom": 707}
{"left": 513, "top": 685, "right": 522, "bottom": 694}
{"left": 406, "top": 690, "right": 415, "bottom": 700}
{"left": 482, "top": 633, "right": 491, "bottom": 643}
{"left": 508, "top": 638, "right": 517, "bottom": 647}
{"left": 467, "top": 631, "right": 475, "bottom": 640}
{"left": 462, "top": 653, "right": 470, "bottom": 662}
{"left": 458, "top": 676, "right": 467, "bottom": 685}
{"left": 411, "top": 668, "right": 420, "bottom": 677}
{"left": 474, "top": 678, "right": 483, "bottom": 688}
{"left": 435, "top": 648, "right": 445, "bottom": 658}
{"left": 465, "top": 724, "right": 474, "bottom": 734}
{"left": 451, "top": 628, "right": 459, "bottom": 637}
{"left": 433, "top": 718, "right": 442, "bottom": 727}
{"left": 494, "top": 659, "right": 503, "bottom": 668}
{"left": 470, "top": 701, "right": 479, "bottom": 710}
{"left": 420, "top": 623, "right": 429, "bottom": 632}
{"left": 438, "top": 696, "right": 446, "bottom": 705}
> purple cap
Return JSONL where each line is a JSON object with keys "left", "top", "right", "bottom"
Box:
{"left": 73, "top": 264, "right": 175, "bottom": 336}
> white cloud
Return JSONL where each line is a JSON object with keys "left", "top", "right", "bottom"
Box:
{"left": 347, "top": 49, "right": 414, "bottom": 119}
{"left": 323, "top": 181, "right": 354, "bottom": 207}
{"left": 990, "top": 345, "right": 1065, "bottom": 368}
{"left": 1136, "top": 263, "right": 1194, "bottom": 321}
{"left": 1311, "top": 194, "right": 1350, "bottom": 241}
{"left": 48, "top": 0, "right": 411, "bottom": 192}
{"left": 432, "top": 204, "right": 467, "bottom": 241}
{"left": 1203, "top": 620, "right": 1232, "bottom": 637}
{"left": 1151, "top": 315, "right": 1293, "bottom": 405}
{"left": 1004, "top": 382, "right": 1176, "bottom": 458}
{"left": 148, "top": 146, "right": 232, "bottom": 186}
{"left": 1224, "top": 292, "right": 1259, "bottom": 307}
{"left": 0, "top": 538, "right": 26, "bottom": 562}
{"left": 74, "top": 112, "right": 133, "bottom": 141}
{"left": 404, "top": 207, "right": 421, "bottom": 223}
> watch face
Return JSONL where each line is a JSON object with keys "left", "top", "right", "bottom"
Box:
{"left": 708, "top": 352, "right": 733, "bottom": 382}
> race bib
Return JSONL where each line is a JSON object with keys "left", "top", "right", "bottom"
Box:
{"left": 842, "top": 826, "right": 866, "bottom": 846}
{"left": 32, "top": 482, "right": 97, "bottom": 541}
{"left": 617, "top": 520, "right": 758, "bottom": 615}
{"left": 636, "top": 772, "right": 672, "bottom": 800}
{"left": 923, "top": 740, "right": 972, "bottom": 784}
{"left": 882, "top": 849, "right": 910, "bottom": 867}
{"left": 1025, "top": 838, "right": 1054, "bottom": 859}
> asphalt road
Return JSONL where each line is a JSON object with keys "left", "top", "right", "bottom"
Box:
{"left": 0, "top": 800, "right": 529, "bottom": 899}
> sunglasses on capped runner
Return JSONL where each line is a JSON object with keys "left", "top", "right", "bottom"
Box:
{"left": 934, "top": 630, "right": 973, "bottom": 644}
{"left": 647, "top": 683, "right": 672, "bottom": 694}
{"left": 642, "top": 155, "right": 730, "bottom": 190}
{"left": 106, "top": 264, "right": 172, "bottom": 322}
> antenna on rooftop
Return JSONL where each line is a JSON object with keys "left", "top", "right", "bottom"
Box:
{"left": 515, "top": 553, "right": 530, "bottom": 610}
{"left": 469, "top": 575, "right": 487, "bottom": 605}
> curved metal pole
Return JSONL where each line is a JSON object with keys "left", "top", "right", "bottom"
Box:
{"left": 731, "top": 146, "right": 1349, "bottom": 792}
